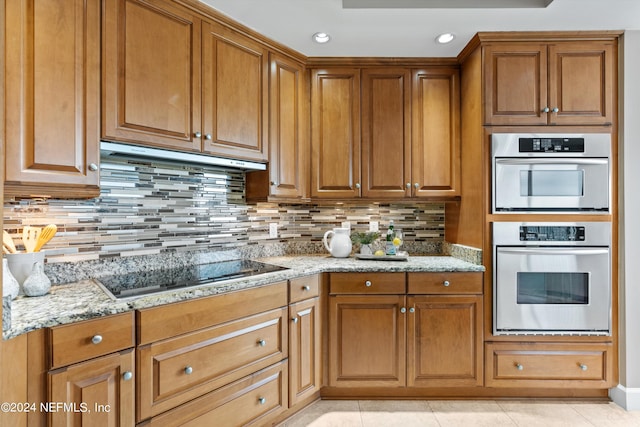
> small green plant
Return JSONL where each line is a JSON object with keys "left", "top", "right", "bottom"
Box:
{"left": 350, "top": 231, "right": 380, "bottom": 245}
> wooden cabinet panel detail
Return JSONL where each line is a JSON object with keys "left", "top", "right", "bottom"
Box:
{"left": 289, "top": 298, "right": 321, "bottom": 406}
{"left": 4, "top": 0, "right": 100, "bottom": 196}
{"left": 202, "top": 22, "right": 268, "bottom": 161}
{"left": 361, "top": 68, "right": 411, "bottom": 199}
{"left": 102, "top": 0, "right": 201, "bottom": 151}
{"left": 311, "top": 69, "right": 361, "bottom": 198}
{"left": 329, "top": 295, "right": 406, "bottom": 387}
{"left": 408, "top": 296, "right": 483, "bottom": 387}
{"left": 48, "top": 349, "right": 135, "bottom": 427}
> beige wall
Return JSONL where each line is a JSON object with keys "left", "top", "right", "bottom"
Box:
{"left": 612, "top": 29, "right": 640, "bottom": 411}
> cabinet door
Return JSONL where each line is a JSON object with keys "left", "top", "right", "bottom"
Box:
{"left": 407, "top": 295, "right": 482, "bottom": 387}
{"left": 202, "top": 21, "right": 268, "bottom": 162}
{"left": 311, "top": 69, "right": 361, "bottom": 199}
{"left": 48, "top": 349, "right": 135, "bottom": 427}
{"left": 289, "top": 298, "right": 321, "bottom": 407}
{"left": 411, "top": 68, "right": 461, "bottom": 197}
{"left": 361, "top": 68, "right": 411, "bottom": 199}
{"left": 328, "top": 295, "right": 406, "bottom": 387}
{"left": 102, "top": 0, "right": 201, "bottom": 151}
{"left": 483, "top": 43, "right": 548, "bottom": 125}
{"left": 268, "top": 53, "right": 308, "bottom": 199}
{"left": 548, "top": 41, "right": 615, "bottom": 125}
{"left": 4, "top": 0, "right": 100, "bottom": 197}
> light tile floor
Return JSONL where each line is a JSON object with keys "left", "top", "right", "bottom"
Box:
{"left": 277, "top": 399, "right": 640, "bottom": 427}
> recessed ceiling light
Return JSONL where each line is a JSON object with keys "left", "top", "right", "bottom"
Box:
{"left": 435, "top": 33, "right": 455, "bottom": 44}
{"left": 312, "top": 32, "right": 331, "bottom": 43}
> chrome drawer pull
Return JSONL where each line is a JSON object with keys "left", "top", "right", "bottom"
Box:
{"left": 257, "top": 339, "right": 266, "bottom": 347}
{"left": 579, "top": 364, "right": 588, "bottom": 371}
{"left": 91, "top": 335, "right": 103, "bottom": 345}
{"left": 292, "top": 317, "right": 299, "bottom": 324}
{"left": 365, "top": 280, "right": 372, "bottom": 287}
{"left": 443, "top": 280, "right": 450, "bottom": 287}
{"left": 258, "top": 397, "right": 266, "bottom": 405}
{"left": 303, "top": 285, "right": 311, "bottom": 291}
{"left": 123, "top": 371, "right": 133, "bottom": 381}
{"left": 516, "top": 363, "right": 524, "bottom": 371}
{"left": 184, "top": 366, "right": 193, "bottom": 375}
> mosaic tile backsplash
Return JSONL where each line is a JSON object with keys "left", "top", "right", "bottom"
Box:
{"left": 3, "top": 156, "right": 445, "bottom": 264}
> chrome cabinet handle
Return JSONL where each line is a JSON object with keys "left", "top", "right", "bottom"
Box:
{"left": 292, "top": 317, "right": 298, "bottom": 324}
{"left": 409, "top": 307, "right": 415, "bottom": 313}
{"left": 365, "top": 280, "right": 372, "bottom": 287}
{"left": 123, "top": 371, "right": 133, "bottom": 381}
{"left": 303, "top": 285, "right": 311, "bottom": 291}
{"left": 91, "top": 335, "right": 102, "bottom": 345}
{"left": 443, "top": 280, "right": 450, "bottom": 287}
{"left": 552, "top": 107, "right": 559, "bottom": 113}
{"left": 270, "top": 181, "right": 278, "bottom": 186}
{"left": 400, "top": 307, "right": 407, "bottom": 314}
{"left": 516, "top": 363, "right": 524, "bottom": 371}
{"left": 184, "top": 366, "right": 193, "bottom": 375}
{"left": 205, "top": 133, "right": 212, "bottom": 140}
{"left": 414, "top": 183, "right": 419, "bottom": 188}
{"left": 579, "top": 364, "right": 588, "bottom": 371}
{"left": 257, "top": 339, "right": 266, "bottom": 347}
{"left": 542, "top": 107, "right": 550, "bottom": 113}
{"left": 258, "top": 397, "right": 266, "bottom": 405}
{"left": 194, "top": 131, "right": 202, "bottom": 138}
{"left": 355, "top": 183, "right": 361, "bottom": 189}
{"left": 406, "top": 183, "right": 411, "bottom": 189}
{"left": 88, "top": 163, "right": 98, "bottom": 172}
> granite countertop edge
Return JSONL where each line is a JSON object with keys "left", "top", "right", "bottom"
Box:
{"left": 4, "top": 255, "right": 485, "bottom": 340}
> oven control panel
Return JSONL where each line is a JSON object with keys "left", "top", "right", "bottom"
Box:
{"left": 518, "top": 137, "right": 585, "bottom": 153}
{"left": 519, "top": 226, "right": 586, "bottom": 241}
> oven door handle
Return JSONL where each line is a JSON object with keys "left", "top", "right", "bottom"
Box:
{"left": 497, "top": 247, "right": 610, "bottom": 256}
{"left": 495, "top": 158, "right": 608, "bottom": 166}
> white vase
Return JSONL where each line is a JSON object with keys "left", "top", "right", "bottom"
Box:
{"left": 22, "top": 261, "right": 51, "bottom": 297}
{"left": 2, "top": 259, "right": 20, "bottom": 300}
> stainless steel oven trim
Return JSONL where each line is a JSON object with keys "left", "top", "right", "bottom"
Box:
{"left": 491, "top": 133, "right": 612, "bottom": 214}
{"left": 492, "top": 222, "right": 612, "bottom": 336}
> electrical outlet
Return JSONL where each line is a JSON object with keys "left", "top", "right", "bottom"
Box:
{"left": 341, "top": 221, "right": 351, "bottom": 232}
{"left": 269, "top": 223, "right": 278, "bottom": 238}
{"left": 369, "top": 221, "right": 379, "bottom": 232}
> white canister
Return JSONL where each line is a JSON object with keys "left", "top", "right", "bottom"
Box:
{"left": 6, "top": 252, "right": 45, "bottom": 285}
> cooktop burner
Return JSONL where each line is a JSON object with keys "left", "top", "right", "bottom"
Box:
{"left": 95, "top": 259, "right": 288, "bottom": 299}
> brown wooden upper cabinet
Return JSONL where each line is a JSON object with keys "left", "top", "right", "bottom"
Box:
{"left": 311, "top": 67, "right": 460, "bottom": 200}
{"left": 103, "top": 0, "right": 268, "bottom": 162}
{"left": 4, "top": 0, "right": 101, "bottom": 198}
{"left": 484, "top": 41, "right": 615, "bottom": 126}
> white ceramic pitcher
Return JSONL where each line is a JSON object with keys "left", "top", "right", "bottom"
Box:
{"left": 323, "top": 228, "right": 352, "bottom": 258}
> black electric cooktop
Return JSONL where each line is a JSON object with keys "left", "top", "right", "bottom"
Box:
{"left": 95, "top": 259, "right": 288, "bottom": 299}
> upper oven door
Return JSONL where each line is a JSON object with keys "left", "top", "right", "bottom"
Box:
{"left": 493, "top": 158, "right": 609, "bottom": 212}
{"left": 494, "top": 246, "right": 611, "bottom": 335}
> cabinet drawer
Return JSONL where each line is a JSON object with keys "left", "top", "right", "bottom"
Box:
{"left": 408, "top": 272, "right": 482, "bottom": 294}
{"left": 49, "top": 312, "right": 134, "bottom": 369}
{"left": 289, "top": 274, "right": 320, "bottom": 303}
{"left": 330, "top": 273, "right": 405, "bottom": 294}
{"left": 138, "top": 308, "right": 287, "bottom": 421}
{"left": 145, "top": 361, "right": 287, "bottom": 427}
{"left": 485, "top": 342, "right": 614, "bottom": 388}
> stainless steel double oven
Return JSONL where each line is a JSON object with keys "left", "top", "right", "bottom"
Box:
{"left": 491, "top": 133, "right": 612, "bottom": 336}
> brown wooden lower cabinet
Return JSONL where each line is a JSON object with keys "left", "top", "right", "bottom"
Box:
{"left": 408, "top": 295, "right": 483, "bottom": 387}
{"left": 485, "top": 342, "right": 615, "bottom": 388}
{"left": 48, "top": 349, "right": 135, "bottom": 427}
{"left": 289, "top": 297, "right": 321, "bottom": 406}
{"left": 143, "top": 361, "right": 287, "bottom": 427}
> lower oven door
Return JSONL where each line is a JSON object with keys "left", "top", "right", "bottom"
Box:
{"left": 494, "top": 246, "right": 611, "bottom": 335}
{"left": 493, "top": 158, "right": 609, "bottom": 212}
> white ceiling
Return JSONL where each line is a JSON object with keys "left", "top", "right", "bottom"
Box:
{"left": 200, "top": 0, "right": 640, "bottom": 57}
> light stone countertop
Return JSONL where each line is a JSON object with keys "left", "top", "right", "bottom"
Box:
{"left": 3, "top": 255, "right": 484, "bottom": 340}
